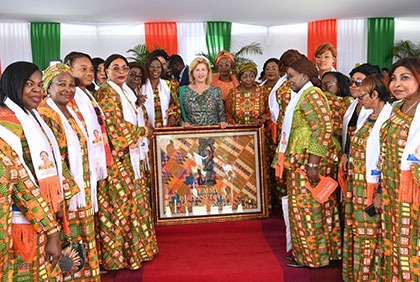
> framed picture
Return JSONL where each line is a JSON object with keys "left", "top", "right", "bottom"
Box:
{"left": 151, "top": 125, "right": 268, "bottom": 225}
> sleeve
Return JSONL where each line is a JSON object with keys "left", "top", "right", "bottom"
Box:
{"left": 214, "top": 87, "right": 226, "bottom": 123}
{"left": 1, "top": 151, "right": 58, "bottom": 233}
{"left": 300, "top": 88, "right": 333, "bottom": 158}
{"left": 97, "top": 85, "right": 141, "bottom": 153}
{"left": 225, "top": 88, "right": 235, "bottom": 124}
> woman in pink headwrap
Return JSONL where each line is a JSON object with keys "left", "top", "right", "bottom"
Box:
{"left": 211, "top": 50, "right": 239, "bottom": 106}
{"left": 274, "top": 56, "right": 341, "bottom": 268}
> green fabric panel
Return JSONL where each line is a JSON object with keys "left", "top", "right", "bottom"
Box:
{"left": 367, "top": 18, "right": 394, "bottom": 69}
{"left": 205, "top": 22, "right": 232, "bottom": 59}
{"left": 30, "top": 22, "right": 61, "bottom": 70}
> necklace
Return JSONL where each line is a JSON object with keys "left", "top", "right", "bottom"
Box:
{"left": 403, "top": 96, "right": 420, "bottom": 114}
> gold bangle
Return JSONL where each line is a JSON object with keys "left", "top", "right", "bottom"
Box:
{"left": 143, "top": 126, "right": 149, "bottom": 137}
{"left": 46, "top": 226, "right": 59, "bottom": 236}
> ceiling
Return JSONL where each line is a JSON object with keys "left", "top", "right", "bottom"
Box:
{"left": 0, "top": 0, "right": 420, "bottom": 27}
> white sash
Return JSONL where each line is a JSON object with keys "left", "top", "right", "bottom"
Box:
{"left": 0, "top": 125, "right": 38, "bottom": 224}
{"left": 4, "top": 99, "right": 62, "bottom": 191}
{"left": 401, "top": 101, "right": 420, "bottom": 170}
{"left": 142, "top": 78, "right": 170, "bottom": 127}
{"left": 74, "top": 87, "right": 108, "bottom": 181}
{"left": 278, "top": 81, "right": 311, "bottom": 153}
{"left": 45, "top": 98, "right": 89, "bottom": 211}
{"left": 342, "top": 99, "right": 372, "bottom": 150}
{"left": 266, "top": 74, "right": 287, "bottom": 122}
{"left": 108, "top": 81, "right": 149, "bottom": 178}
{"left": 365, "top": 103, "right": 393, "bottom": 183}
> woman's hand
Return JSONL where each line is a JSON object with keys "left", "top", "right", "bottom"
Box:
{"left": 306, "top": 167, "right": 320, "bottom": 186}
{"left": 219, "top": 122, "right": 228, "bottom": 129}
{"left": 167, "top": 115, "right": 178, "bottom": 127}
{"left": 181, "top": 122, "right": 192, "bottom": 128}
{"left": 373, "top": 193, "right": 382, "bottom": 214}
{"left": 339, "top": 154, "right": 348, "bottom": 172}
{"left": 45, "top": 231, "right": 61, "bottom": 269}
{"left": 146, "top": 123, "right": 154, "bottom": 139}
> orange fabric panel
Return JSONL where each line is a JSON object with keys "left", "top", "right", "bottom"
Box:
{"left": 307, "top": 19, "right": 337, "bottom": 64}
{"left": 145, "top": 22, "right": 178, "bottom": 55}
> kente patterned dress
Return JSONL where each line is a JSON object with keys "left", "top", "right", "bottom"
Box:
{"left": 0, "top": 138, "right": 59, "bottom": 282}
{"left": 379, "top": 103, "right": 420, "bottom": 282}
{"left": 342, "top": 117, "right": 381, "bottom": 282}
{"left": 0, "top": 109, "right": 67, "bottom": 282}
{"left": 39, "top": 107, "right": 101, "bottom": 281}
{"left": 226, "top": 85, "right": 270, "bottom": 125}
{"left": 96, "top": 83, "right": 158, "bottom": 270}
{"left": 182, "top": 85, "right": 226, "bottom": 125}
{"left": 284, "top": 87, "right": 341, "bottom": 268}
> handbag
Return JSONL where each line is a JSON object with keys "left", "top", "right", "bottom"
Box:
{"left": 59, "top": 239, "right": 86, "bottom": 277}
{"left": 296, "top": 168, "right": 338, "bottom": 203}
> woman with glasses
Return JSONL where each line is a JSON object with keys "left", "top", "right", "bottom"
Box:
{"left": 211, "top": 50, "right": 239, "bottom": 106}
{"left": 141, "top": 56, "right": 180, "bottom": 128}
{"left": 40, "top": 63, "right": 101, "bottom": 281}
{"left": 342, "top": 74, "right": 392, "bottom": 281}
{"left": 126, "top": 62, "right": 146, "bottom": 96}
{"left": 339, "top": 64, "right": 381, "bottom": 173}
{"left": 378, "top": 57, "right": 420, "bottom": 281}
{"left": 95, "top": 54, "right": 158, "bottom": 270}
{"left": 314, "top": 43, "right": 337, "bottom": 79}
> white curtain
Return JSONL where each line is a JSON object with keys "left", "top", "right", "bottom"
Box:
{"left": 337, "top": 19, "right": 368, "bottom": 76}
{"left": 0, "top": 23, "right": 32, "bottom": 71}
{"left": 176, "top": 23, "right": 206, "bottom": 65}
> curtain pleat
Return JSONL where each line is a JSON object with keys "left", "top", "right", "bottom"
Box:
{"left": 30, "top": 22, "right": 60, "bottom": 70}
{"left": 307, "top": 19, "right": 337, "bottom": 64}
{"left": 367, "top": 18, "right": 395, "bottom": 69}
{"left": 145, "top": 22, "right": 178, "bottom": 55}
{"left": 0, "top": 23, "right": 32, "bottom": 71}
{"left": 205, "top": 22, "right": 232, "bottom": 59}
{"left": 176, "top": 23, "right": 206, "bottom": 64}
{"left": 337, "top": 19, "right": 368, "bottom": 75}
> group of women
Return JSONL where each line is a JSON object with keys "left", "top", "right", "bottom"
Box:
{"left": 0, "top": 43, "right": 419, "bottom": 282}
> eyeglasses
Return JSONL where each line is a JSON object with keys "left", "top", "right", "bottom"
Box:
{"left": 110, "top": 65, "right": 130, "bottom": 73}
{"left": 218, "top": 62, "right": 231, "bottom": 68}
{"left": 358, "top": 93, "right": 369, "bottom": 100}
{"left": 129, "top": 71, "right": 143, "bottom": 79}
{"left": 349, "top": 78, "right": 363, "bottom": 87}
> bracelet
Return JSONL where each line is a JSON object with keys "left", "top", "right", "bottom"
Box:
{"left": 46, "top": 226, "right": 59, "bottom": 236}
{"left": 307, "top": 163, "right": 319, "bottom": 168}
{"left": 142, "top": 126, "right": 149, "bottom": 137}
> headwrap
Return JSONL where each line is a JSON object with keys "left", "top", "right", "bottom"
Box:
{"left": 43, "top": 63, "right": 73, "bottom": 92}
{"left": 290, "top": 57, "right": 321, "bottom": 87}
{"left": 214, "top": 50, "right": 235, "bottom": 68}
{"left": 235, "top": 61, "right": 258, "bottom": 80}
{"left": 349, "top": 63, "right": 380, "bottom": 77}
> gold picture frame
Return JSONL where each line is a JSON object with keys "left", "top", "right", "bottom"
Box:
{"left": 151, "top": 125, "right": 268, "bottom": 225}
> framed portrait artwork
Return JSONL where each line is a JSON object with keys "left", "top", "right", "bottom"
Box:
{"left": 151, "top": 125, "right": 268, "bottom": 225}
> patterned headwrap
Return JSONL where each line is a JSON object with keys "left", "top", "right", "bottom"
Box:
{"left": 289, "top": 57, "right": 321, "bottom": 87}
{"left": 42, "top": 63, "right": 73, "bottom": 92}
{"left": 235, "top": 61, "right": 258, "bottom": 80}
{"left": 214, "top": 50, "right": 235, "bottom": 68}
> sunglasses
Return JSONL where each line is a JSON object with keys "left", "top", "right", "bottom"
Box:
{"left": 111, "top": 65, "right": 130, "bottom": 73}
{"left": 129, "top": 71, "right": 143, "bottom": 79}
{"left": 349, "top": 78, "right": 363, "bottom": 87}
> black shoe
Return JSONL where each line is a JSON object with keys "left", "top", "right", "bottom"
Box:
{"left": 286, "top": 260, "right": 306, "bottom": 268}
{"left": 285, "top": 255, "right": 294, "bottom": 261}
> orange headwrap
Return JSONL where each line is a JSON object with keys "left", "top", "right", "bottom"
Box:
{"left": 214, "top": 50, "right": 235, "bottom": 68}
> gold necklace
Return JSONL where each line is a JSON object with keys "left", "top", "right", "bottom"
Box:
{"left": 403, "top": 96, "right": 420, "bottom": 114}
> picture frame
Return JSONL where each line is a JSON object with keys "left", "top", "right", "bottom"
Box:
{"left": 151, "top": 125, "right": 268, "bottom": 225}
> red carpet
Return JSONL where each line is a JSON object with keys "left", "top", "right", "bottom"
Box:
{"left": 102, "top": 210, "right": 342, "bottom": 282}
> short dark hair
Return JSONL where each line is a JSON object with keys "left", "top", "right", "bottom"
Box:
{"left": 168, "top": 54, "right": 184, "bottom": 66}
{"left": 322, "top": 71, "right": 351, "bottom": 97}
{"left": 104, "top": 54, "right": 129, "bottom": 70}
{"left": 0, "top": 61, "right": 40, "bottom": 112}
{"left": 63, "top": 51, "right": 92, "bottom": 67}
{"left": 148, "top": 49, "right": 169, "bottom": 61}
